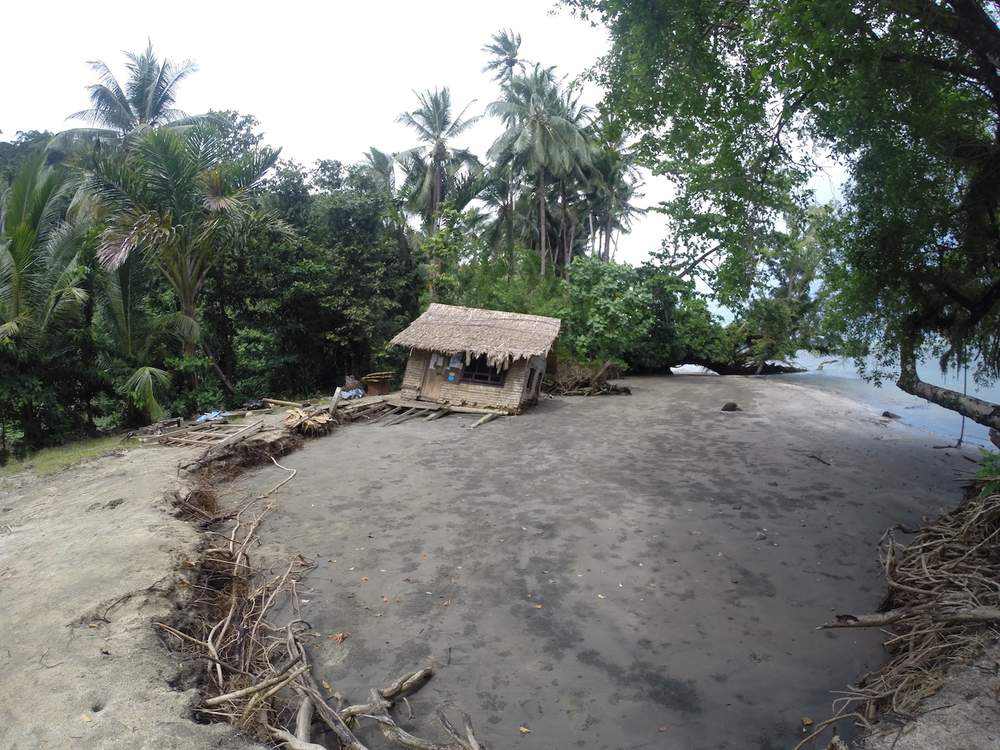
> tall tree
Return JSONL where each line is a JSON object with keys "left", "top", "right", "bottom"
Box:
{"left": 488, "top": 66, "right": 592, "bottom": 275}
{"left": 586, "top": 117, "right": 642, "bottom": 261}
{"left": 398, "top": 88, "right": 481, "bottom": 227}
{"left": 483, "top": 30, "right": 530, "bottom": 275}
{"left": 0, "top": 155, "right": 90, "bottom": 448}
{"left": 0, "top": 153, "right": 85, "bottom": 344}
{"left": 85, "top": 126, "right": 282, "bottom": 364}
{"left": 571, "top": 0, "right": 1000, "bottom": 433}
{"left": 71, "top": 42, "right": 198, "bottom": 136}
{"left": 482, "top": 29, "right": 527, "bottom": 84}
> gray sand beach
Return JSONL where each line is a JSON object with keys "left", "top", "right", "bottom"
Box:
{"left": 227, "top": 375, "right": 977, "bottom": 750}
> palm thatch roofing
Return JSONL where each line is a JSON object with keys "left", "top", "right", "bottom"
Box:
{"left": 390, "top": 303, "right": 561, "bottom": 368}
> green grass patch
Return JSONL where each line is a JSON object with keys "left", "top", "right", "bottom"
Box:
{"left": 0, "top": 435, "right": 132, "bottom": 479}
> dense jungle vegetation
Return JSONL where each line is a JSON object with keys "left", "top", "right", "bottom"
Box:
{"left": 3, "top": 1, "right": 1000, "bottom": 458}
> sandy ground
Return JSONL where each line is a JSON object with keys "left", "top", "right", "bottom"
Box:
{"left": 0, "top": 442, "right": 246, "bottom": 749}
{"left": 224, "top": 375, "right": 980, "bottom": 750}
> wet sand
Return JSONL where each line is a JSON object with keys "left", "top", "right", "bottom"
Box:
{"left": 229, "top": 375, "right": 976, "bottom": 749}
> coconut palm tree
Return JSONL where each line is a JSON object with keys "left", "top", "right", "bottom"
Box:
{"left": 73, "top": 42, "right": 198, "bottom": 135}
{"left": 482, "top": 29, "right": 527, "bottom": 84}
{"left": 0, "top": 153, "right": 86, "bottom": 344}
{"left": 488, "top": 66, "right": 591, "bottom": 275}
{"left": 398, "top": 88, "right": 481, "bottom": 228}
{"left": 84, "top": 126, "right": 283, "bottom": 359}
{"left": 0, "top": 155, "right": 90, "bottom": 448}
{"left": 586, "top": 118, "right": 644, "bottom": 261}
{"left": 56, "top": 42, "right": 211, "bottom": 153}
{"left": 482, "top": 30, "right": 530, "bottom": 275}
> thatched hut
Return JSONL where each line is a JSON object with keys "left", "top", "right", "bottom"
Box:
{"left": 390, "top": 303, "right": 561, "bottom": 413}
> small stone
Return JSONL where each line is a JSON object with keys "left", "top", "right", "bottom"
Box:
{"left": 881, "top": 410, "right": 901, "bottom": 419}
{"left": 721, "top": 402, "right": 741, "bottom": 412}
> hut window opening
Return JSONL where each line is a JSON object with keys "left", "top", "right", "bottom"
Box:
{"left": 461, "top": 354, "right": 505, "bottom": 386}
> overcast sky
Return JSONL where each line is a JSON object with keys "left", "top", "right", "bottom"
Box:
{"left": 3, "top": 0, "right": 847, "bottom": 268}
{"left": 1, "top": 0, "right": 676, "bottom": 265}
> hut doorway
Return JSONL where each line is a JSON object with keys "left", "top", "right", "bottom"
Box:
{"left": 419, "top": 356, "right": 445, "bottom": 402}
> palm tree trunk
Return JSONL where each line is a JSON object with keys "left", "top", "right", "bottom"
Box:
{"left": 566, "top": 215, "right": 577, "bottom": 281}
{"left": 559, "top": 182, "right": 570, "bottom": 279}
{"left": 538, "top": 171, "right": 547, "bottom": 276}
{"left": 432, "top": 162, "right": 442, "bottom": 226}
{"left": 181, "top": 299, "right": 197, "bottom": 359}
{"left": 603, "top": 214, "right": 612, "bottom": 262}
{"left": 506, "top": 167, "right": 515, "bottom": 279}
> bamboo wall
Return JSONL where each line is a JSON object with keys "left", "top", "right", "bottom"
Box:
{"left": 399, "top": 349, "right": 547, "bottom": 412}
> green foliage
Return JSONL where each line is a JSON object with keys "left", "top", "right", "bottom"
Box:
{"left": 121, "top": 366, "right": 170, "bottom": 421}
{"left": 562, "top": 257, "right": 651, "bottom": 362}
{"left": 162, "top": 355, "right": 224, "bottom": 416}
{"left": 977, "top": 451, "right": 1000, "bottom": 499}
{"left": 2, "top": 33, "right": 789, "bottom": 461}
{"left": 569, "top": 0, "right": 1000, "bottom": 408}
{"left": 398, "top": 88, "right": 482, "bottom": 228}
{"left": 70, "top": 42, "right": 199, "bottom": 136}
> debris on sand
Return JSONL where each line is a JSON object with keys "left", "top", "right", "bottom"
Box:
{"left": 284, "top": 407, "right": 334, "bottom": 435}
{"left": 799, "top": 481, "right": 1000, "bottom": 748}
{"left": 544, "top": 360, "right": 632, "bottom": 396}
{"left": 721, "top": 401, "right": 741, "bottom": 412}
{"left": 159, "top": 482, "right": 485, "bottom": 750}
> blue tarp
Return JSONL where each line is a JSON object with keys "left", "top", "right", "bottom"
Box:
{"left": 195, "top": 410, "right": 226, "bottom": 423}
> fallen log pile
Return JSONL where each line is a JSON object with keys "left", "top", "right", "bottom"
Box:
{"left": 159, "top": 493, "right": 483, "bottom": 750}
{"left": 796, "top": 484, "right": 1000, "bottom": 748}
{"left": 544, "top": 360, "right": 631, "bottom": 397}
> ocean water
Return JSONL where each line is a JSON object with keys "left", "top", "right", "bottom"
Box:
{"left": 785, "top": 351, "right": 998, "bottom": 449}
{"left": 675, "top": 352, "right": 999, "bottom": 450}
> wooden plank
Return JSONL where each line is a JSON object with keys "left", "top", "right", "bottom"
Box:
{"left": 340, "top": 396, "right": 386, "bottom": 413}
{"left": 383, "top": 408, "right": 417, "bottom": 427}
{"left": 264, "top": 397, "right": 310, "bottom": 408}
{"left": 471, "top": 413, "right": 501, "bottom": 429}
{"left": 210, "top": 420, "right": 263, "bottom": 449}
{"left": 383, "top": 395, "right": 503, "bottom": 416}
{"left": 392, "top": 408, "right": 427, "bottom": 426}
{"left": 424, "top": 408, "right": 451, "bottom": 422}
{"left": 329, "top": 387, "right": 343, "bottom": 416}
{"left": 359, "top": 404, "right": 394, "bottom": 422}
{"left": 161, "top": 436, "right": 222, "bottom": 446}
{"left": 146, "top": 421, "right": 224, "bottom": 444}
{"left": 160, "top": 420, "right": 263, "bottom": 449}
{"left": 370, "top": 406, "right": 403, "bottom": 425}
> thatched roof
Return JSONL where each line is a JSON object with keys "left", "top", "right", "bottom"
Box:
{"left": 390, "top": 304, "right": 561, "bottom": 367}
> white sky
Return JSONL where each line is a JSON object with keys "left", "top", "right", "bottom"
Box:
{"left": 1, "top": 0, "right": 673, "bottom": 266}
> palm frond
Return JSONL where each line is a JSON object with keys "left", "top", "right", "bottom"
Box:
{"left": 121, "top": 366, "right": 171, "bottom": 420}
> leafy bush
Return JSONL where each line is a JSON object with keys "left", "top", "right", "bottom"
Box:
{"left": 977, "top": 451, "right": 1000, "bottom": 499}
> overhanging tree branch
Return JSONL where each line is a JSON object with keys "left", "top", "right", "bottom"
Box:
{"left": 897, "top": 329, "right": 1000, "bottom": 430}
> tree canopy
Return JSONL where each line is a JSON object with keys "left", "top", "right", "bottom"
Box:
{"left": 567, "top": 0, "right": 1000, "bottom": 431}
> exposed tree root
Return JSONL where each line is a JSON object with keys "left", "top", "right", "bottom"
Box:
{"left": 159, "top": 497, "right": 485, "bottom": 749}
{"left": 801, "top": 487, "right": 1000, "bottom": 746}
{"left": 544, "top": 360, "right": 631, "bottom": 396}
